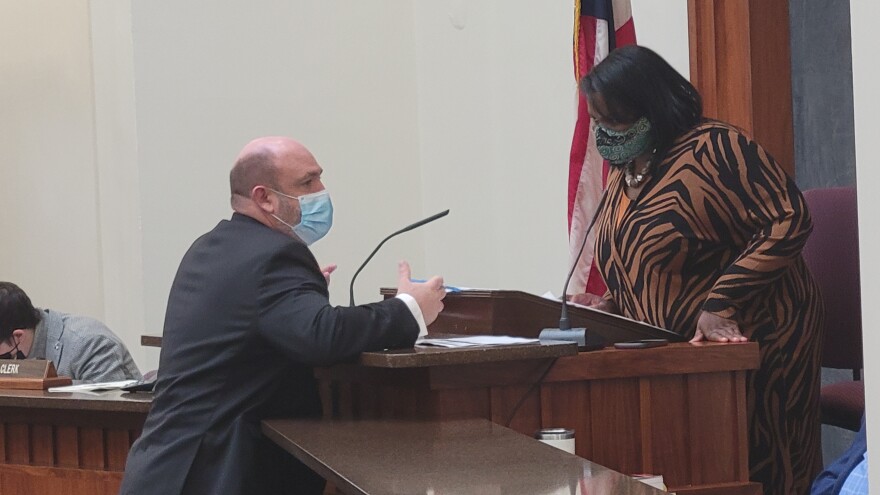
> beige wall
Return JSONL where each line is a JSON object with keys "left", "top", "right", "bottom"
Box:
{"left": 0, "top": 0, "right": 687, "bottom": 373}
{"left": 412, "top": 0, "right": 688, "bottom": 293}
{"left": 850, "top": 0, "right": 878, "bottom": 488}
{"left": 0, "top": 1, "right": 105, "bottom": 324}
{"left": 128, "top": 0, "right": 426, "bottom": 352}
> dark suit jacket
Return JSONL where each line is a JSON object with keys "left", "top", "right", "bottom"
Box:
{"left": 120, "top": 213, "right": 419, "bottom": 495}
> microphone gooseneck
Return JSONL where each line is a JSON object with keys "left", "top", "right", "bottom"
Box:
{"left": 538, "top": 187, "right": 610, "bottom": 350}
{"left": 559, "top": 188, "right": 611, "bottom": 330}
{"left": 349, "top": 209, "right": 450, "bottom": 306}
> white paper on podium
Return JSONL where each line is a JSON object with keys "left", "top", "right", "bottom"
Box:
{"left": 415, "top": 335, "right": 539, "bottom": 348}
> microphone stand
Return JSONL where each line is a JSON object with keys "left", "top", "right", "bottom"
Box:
{"left": 539, "top": 189, "right": 611, "bottom": 350}
{"left": 349, "top": 210, "right": 450, "bottom": 306}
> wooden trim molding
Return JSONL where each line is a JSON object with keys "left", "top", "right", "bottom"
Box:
{"left": 688, "top": 0, "right": 795, "bottom": 177}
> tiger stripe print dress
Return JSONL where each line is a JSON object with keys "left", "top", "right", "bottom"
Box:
{"left": 594, "top": 122, "right": 824, "bottom": 495}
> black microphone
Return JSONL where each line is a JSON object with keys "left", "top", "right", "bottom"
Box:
{"left": 539, "top": 188, "right": 611, "bottom": 350}
{"left": 349, "top": 209, "right": 450, "bottom": 306}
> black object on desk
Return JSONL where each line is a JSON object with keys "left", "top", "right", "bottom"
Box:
{"left": 122, "top": 369, "right": 158, "bottom": 392}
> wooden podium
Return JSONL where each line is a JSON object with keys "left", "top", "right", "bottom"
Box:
{"left": 322, "top": 290, "right": 762, "bottom": 495}
{"left": 381, "top": 288, "right": 685, "bottom": 343}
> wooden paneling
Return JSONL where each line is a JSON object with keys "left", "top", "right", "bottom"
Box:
{"left": 429, "top": 358, "right": 553, "bottom": 390}
{"left": 6, "top": 424, "right": 29, "bottom": 464}
{"left": 30, "top": 425, "right": 53, "bottom": 466}
{"left": 588, "top": 379, "right": 641, "bottom": 475}
{"left": 545, "top": 343, "right": 758, "bottom": 381}
{"left": 539, "top": 382, "right": 593, "bottom": 459}
{"left": 734, "top": 371, "right": 750, "bottom": 481}
{"left": 78, "top": 428, "right": 105, "bottom": 470}
{"left": 686, "top": 373, "right": 738, "bottom": 484}
{"left": 0, "top": 465, "right": 123, "bottom": 495}
{"left": 55, "top": 426, "right": 79, "bottom": 469}
{"left": 747, "top": 0, "right": 794, "bottom": 174}
{"left": 638, "top": 378, "right": 654, "bottom": 473}
{"left": 688, "top": 0, "right": 795, "bottom": 176}
{"left": 429, "top": 388, "right": 490, "bottom": 420}
{"left": 0, "top": 423, "right": 135, "bottom": 472}
{"left": 647, "top": 375, "right": 691, "bottom": 487}
{"left": 0, "top": 422, "right": 138, "bottom": 495}
{"left": 353, "top": 383, "right": 380, "bottom": 419}
{"left": 489, "top": 385, "right": 541, "bottom": 433}
{"left": 105, "top": 430, "right": 131, "bottom": 472}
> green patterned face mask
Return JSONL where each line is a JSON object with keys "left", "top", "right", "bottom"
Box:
{"left": 594, "top": 117, "right": 654, "bottom": 165}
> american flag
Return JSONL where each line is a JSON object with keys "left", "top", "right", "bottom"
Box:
{"left": 567, "top": 0, "right": 636, "bottom": 297}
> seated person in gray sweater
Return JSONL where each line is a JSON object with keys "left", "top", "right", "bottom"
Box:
{"left": 0, "top": 282, "right": 142, "bottom": 383}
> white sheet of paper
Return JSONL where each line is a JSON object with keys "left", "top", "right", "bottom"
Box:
{"left": 48, "top": 379, "right": 139, "bottom": 393}
{"left": 416, "top": 335, "right": 539, "bottom": 348}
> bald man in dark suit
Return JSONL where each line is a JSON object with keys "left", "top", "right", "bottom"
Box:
{"left": 121, "top": 137, "right": 445, "bottom": 495}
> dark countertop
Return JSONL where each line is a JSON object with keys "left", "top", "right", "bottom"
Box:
{"left": 263, "top": 418, "right": 665, "bottom": 495}
{"left": 0, "top": 389, "right": 152, "bottom": 413}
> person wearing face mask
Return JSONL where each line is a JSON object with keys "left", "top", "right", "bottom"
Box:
{"left": 0, "top": 282, "right": 142, "bottom": 383}
{"left": 570, "top": 45, "right": 823, "bottom": 495}
{"left": 120, "top": 136, "right": 446, "bottom": 495}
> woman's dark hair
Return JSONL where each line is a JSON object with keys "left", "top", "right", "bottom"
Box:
{"left": 0, "top": 282, "right": 41, "bottom": 341}
{"left": 579, "top": 45, "right": 702, "bottom": 154}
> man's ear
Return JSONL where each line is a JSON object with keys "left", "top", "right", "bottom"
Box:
{"left": 251, "top": 185, "right": 275, "bottom": 212}
{"left": 11, "top": 329, "right": 26, "bottom": 342}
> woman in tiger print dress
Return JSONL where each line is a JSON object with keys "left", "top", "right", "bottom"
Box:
{"left": 576, "top": 45, "right": 824, "bottom": 494}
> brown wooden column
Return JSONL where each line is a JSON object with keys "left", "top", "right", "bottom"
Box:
{"left": 688, "top": 0, "right": 794, "bottom": 176}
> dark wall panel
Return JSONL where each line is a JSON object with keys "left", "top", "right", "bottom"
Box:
{"left": 790, "top": 0, "right": 856, "bottom": 190}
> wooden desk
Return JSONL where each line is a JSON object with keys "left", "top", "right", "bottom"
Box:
{"left": 140, "top": 334, "right": 162, "bottom": 348}
{"left": 318, "top": 342, "right": 762, "bottom": 495}
{"left": 263, "top": 418, "right": 666, "bottom": 495}
{"left": 0, "top": 389, "right": 151, "bottom": 495}
{"left": 142, "top": 330, "right": 761, "bottom": 493}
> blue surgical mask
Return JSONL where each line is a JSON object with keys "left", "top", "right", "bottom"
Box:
{"left": 269, "top": 189, "right": 333, "bottom": 245}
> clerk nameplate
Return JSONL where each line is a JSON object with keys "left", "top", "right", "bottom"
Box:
{"left": 0, "top": 359, "right": 72, "bottom": 389}
{"left": 0, "top": 359, "right": 51, "bottom": 377}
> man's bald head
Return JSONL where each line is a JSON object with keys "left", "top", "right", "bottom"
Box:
{"left": 231, "top": 137, "right": 303, "bottom": 198}
{"left": 229, "top": 137, "right": 325, "bottom": 234}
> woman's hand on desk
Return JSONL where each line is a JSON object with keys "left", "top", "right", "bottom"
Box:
{"left": 690, "top": 311, "right": 747, "bottom": 343}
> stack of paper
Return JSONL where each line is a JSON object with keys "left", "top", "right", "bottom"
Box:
{"left": 415, "top": 336, "right": 539, "bottom": 348}
{"left": 48, "top": 379, "right": 139, "bottom": 393}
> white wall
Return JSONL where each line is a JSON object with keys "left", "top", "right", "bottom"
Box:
{"left": 0, "top": 1, "right": 105, "bottom": 321}
{"left": 412, "top": 0, "right": 689, "bottom": 293}
{"left": 631, "top": 0, "right": 690, "bottom": 77}
{"left": 412, "top": 1, "right": 573, "bottom": 292}
{"left": 89, "top": 0, "right": 153, "bottom": 375}
{"left": 0, "top": 1, "right": 697, "bottom": 378}
{"left": 129, "top": 1, "right": 426, "bottom": 347}
{"left": 849, "top": 0, "right": 879, "bottom": 488}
